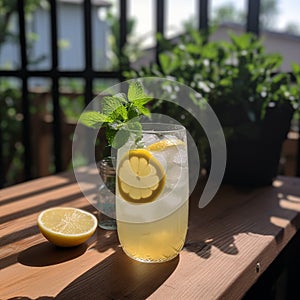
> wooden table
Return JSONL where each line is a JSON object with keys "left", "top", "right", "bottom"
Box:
{"left": 1, "top": 172, "right": 300, "bottom": 299}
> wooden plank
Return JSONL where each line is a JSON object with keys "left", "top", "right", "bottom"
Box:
{"left": 0, "top": 175, "right": 300, "bottom": 299}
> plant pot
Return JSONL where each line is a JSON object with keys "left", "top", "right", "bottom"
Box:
{"left": 223, "top": 103, "right": 295, "bottom": 186}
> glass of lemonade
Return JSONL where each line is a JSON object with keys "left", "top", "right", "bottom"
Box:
{"left": 116, "top": 123, "right": 189, "bottom": 263}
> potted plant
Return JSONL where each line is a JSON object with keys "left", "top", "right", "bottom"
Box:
{"left": 125, "top": 29, "right": 300, "bottom": 185}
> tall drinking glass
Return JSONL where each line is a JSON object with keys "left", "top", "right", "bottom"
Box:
{"left": 116, "top": 123, "right": 189, "bottom": 263}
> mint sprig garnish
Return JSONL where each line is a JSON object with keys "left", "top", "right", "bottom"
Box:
{"left": 79, "top": 80, "right": 152, "bottom": 148}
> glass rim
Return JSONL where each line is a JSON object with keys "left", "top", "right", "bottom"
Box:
{"left": 131, "top": 122, "right": 186, "bottom": 134}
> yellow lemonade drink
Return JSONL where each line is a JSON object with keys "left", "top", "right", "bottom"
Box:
{"left": 116, "top": 123, "right": 189, "bottom": 263}
{"left": 117, "top": 201, "right": 188, "bottom": 262}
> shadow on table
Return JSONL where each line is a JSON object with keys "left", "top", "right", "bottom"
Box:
{"left": 55, "top": 247, "right": 179, "bottom": 299}
{"left": 8, "top": 297, "right": 52, "bottom": 300}
{"left": 18, "top": 242, "right": 88, "bottom": 267}
{"left": 17, "top": 220, "right": 118, "bottom": 269}
{"left": 183, "top": 177, "right": 300, "bottom": 260}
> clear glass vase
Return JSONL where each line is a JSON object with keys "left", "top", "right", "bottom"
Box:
{"left": 97, "top": 156, "right": 117, "bottom": 230}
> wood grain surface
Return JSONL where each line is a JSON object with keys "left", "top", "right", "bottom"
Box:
{"left": 1, "top": 172, "right": 300, "bottom": 299}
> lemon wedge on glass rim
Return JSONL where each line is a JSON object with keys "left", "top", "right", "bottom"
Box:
{"left": 117, "top": 149, "right": 166, "bottom": 204}
{"left": 37, "top": 207, "right": 97, "bottom": 247}
{"left": 147, "top": 138, "right": 185, "bottom": 151}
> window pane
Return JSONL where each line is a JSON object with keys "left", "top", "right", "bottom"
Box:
{"left": 260, "top": 0, "right": 300, "bottom": 71}
{"left": 210, "top": 0, "right": 247, "bottom": 28}
{"left": 210, "top": 0, "right": 247, "bottom": 42}
{"left": 128, "top": 0, "right": 154, "bottom": 48}
{"left": 260, "top": 0, "right": 300, "bottom": 34}
{"left": 28, "top": 7, "right": 51, "bottom": 70}
{"left": 57, "top": 2, "right": 84, "bottom": 70}
{"left": 0, "top": 14, "right": 20, "bottom": 69}
{"left": 166, "top": 0, "right": 197, "bottom": 39}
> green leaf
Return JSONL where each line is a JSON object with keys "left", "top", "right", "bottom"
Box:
{"left": 159, "top": 52, "right": 175, "bottom": 74}
{"left": 79, "top": 80, "right": 153, "bottom": 148}
{"left": 128, "top": 80, "right": 144, "bottom": 102}
{"left": 126, "top": 119, "right": 143, "bottom": 145}
{"left": 79, "top": 111, "right": 111, "bottom": 128}
{"left": 116, "top": 105, "right": 128, "bottom": 120}
{"left": 127, "top": 105, "right": 139, "bottom": 119}
{"left": 292, "top": 63, "right": 300, "bottom": 85}
{"left": 101, "top": 96, "right": 128, "bottom": 121}
{"left": 101, "top": 96, "right": 122, "bottom": 115}
{"left": 111, "top": 128, "right": 130, "bottom": 149}
{"left": 105, "top": 127, "right": 117, "bottom": 146}
{"left": 135, "top": 104, "right": 151, "bottom": 117}
{"left": 128, "top": 81, "right": 152, "bottom": 103}
{"left": 126, "top": 119, "right": 142, "bottom": 132}
{"left": 114, "top": 93, "right": 128, "bottom": 103}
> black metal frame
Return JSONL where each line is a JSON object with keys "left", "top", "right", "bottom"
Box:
{"left": 1, "top": 0, "right": 298, "bottom": 187}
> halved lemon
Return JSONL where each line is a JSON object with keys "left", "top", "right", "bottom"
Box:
{"left": 117, "top": 149, "right": 166, "bottom": 204}
{"left": 147, "top": 138, "right": 185, "bottom": 151}
{"left": 37, "top": 207, "right": 98, "bottom": 247}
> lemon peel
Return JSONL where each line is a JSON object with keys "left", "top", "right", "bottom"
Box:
{"left": 37, "top": 207, "right": 97, "bottom": 247}
{"left": 147, "top": 138, "right": 185, "bottom": 151}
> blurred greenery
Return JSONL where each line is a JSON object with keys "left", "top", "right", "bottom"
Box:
{"left": 0, "top": 79, "right": 24, "bottom": 186}
{"left": 0, "top": 0, "right": 48, "bottom": 187}
{"left": 212, "top": 0, "right": 300, "bottom": 34}
{"left": 1, "top": 0, "right": 300, "bottom": 186}
{"left": 125, "top": 29, "right": 300, "bottom": 164}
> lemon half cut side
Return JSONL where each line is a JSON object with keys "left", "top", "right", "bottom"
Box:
{"left": 37, "top": 207, "right": 98, "bottom": 247}
{"left": 117, "top": 149, "right": 166, "bottom": 204}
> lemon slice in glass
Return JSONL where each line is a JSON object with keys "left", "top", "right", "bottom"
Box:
{"left": 147, "top": 138, "right": 185, "bottom": 151}
{"left": 117, "top": 149, "right": 166, "bottom": 204}
{"left": 37, "top": 207, "right": 97, "bottom": 247}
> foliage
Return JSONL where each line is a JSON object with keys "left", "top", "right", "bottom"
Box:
{"left": 0, "top": 0, "right": 48, "bottom": 50}
{"left": 0, "top": 79, "right": 24, "bottom": 186}
{"left": 80, "top": 80, "right": 153, "bottom": 149}
{"left": 212, "top": 0, "right": 299, "bottom": 34}
{"left": 125, "top": 29, "right": 300, "bottom": 162}
{"left": 0, "top": 0, "right": 48, "bottom": 187}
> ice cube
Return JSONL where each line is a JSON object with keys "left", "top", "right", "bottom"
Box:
{"left": 142, "top": 133, "right": 159, "bottom": 147}
{"left": 173, "top": 147, "right": 188, "bottom": 165}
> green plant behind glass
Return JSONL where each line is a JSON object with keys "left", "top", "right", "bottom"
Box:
{"left": 125, "top": 29, "right": 300, "bottom": 163}
{"left": 126, "top": 30, "right": 300, "bottom": 126}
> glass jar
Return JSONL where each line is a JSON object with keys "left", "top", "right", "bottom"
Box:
{"left": 97, "top": 156, "right": 117, "bottom": 230}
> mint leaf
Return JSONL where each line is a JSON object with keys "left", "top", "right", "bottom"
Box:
{"left": 115, "top": 105, "right": 128, "bottom": 121}
{"left": 131, "top": 97, "right": 153, "bottom": 106}
{"left": 79, "top": 80, "right": 154, "bottom": 149}
{"left": 126, "top": 119, "right": 142, "bottom": 132}
{"left": 134, "top": 104, "right": 151, "bottom": 117}
{"left": 127, "top": 105, "right": 139, "bottom": 119}
{"left": 126, "top": 119, "right": 142, "bottom": 144}
{"left": 114, "top": 93, "right": 128, "bottom": 103}
{"left": 105, "top": 127, "right": 117, "bottom": 146}
{"left": 101, "top": 96, "right": 128, "bottom": 121}
{"left": 111, "top": 128, "right": 130, "bottom": 149}
{"left": 128, "top": 80, "right": 144, "bottom": 102}
{"left": 79, "top": 111, "right": 111, "bottom": 128}
{"left": 128, "top": 81, "right": 152, "bottom": 103}
{"left": 102, "top": 96, "right": 122, "bottom": 116}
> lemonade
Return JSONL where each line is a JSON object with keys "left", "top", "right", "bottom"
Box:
{"left": 116, "top": 123, "right": 189, "bottom": 263}
{"left": 117, "top": 201, "right": 188, "bottom": 262}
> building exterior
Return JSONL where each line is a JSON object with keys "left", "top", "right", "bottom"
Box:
{"left": 0, "top": 0, "right": 111, "bottom": 79}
